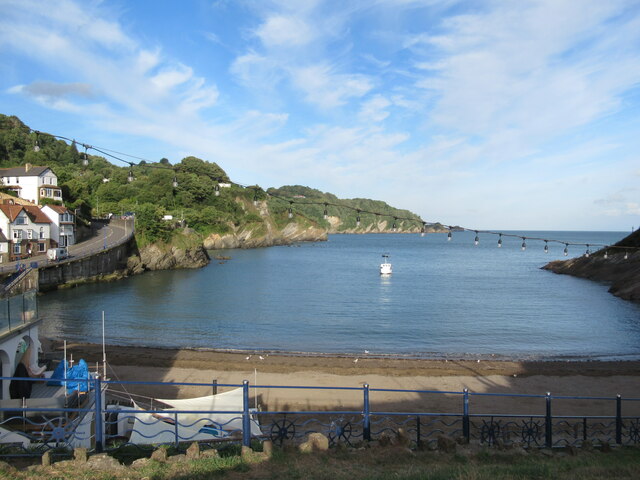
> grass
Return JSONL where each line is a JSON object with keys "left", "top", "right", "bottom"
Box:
{"left": 3, "top": 446, "right": 640, "bottom": 479}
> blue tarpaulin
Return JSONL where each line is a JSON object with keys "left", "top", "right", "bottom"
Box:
{"left": 46, "top": 359, "right": 92, "bottom": 393}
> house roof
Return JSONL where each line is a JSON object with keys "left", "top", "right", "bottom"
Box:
{"left": 0, "top": 229, "right": 7, "bottom": 243}
{"left": 0, "top": 204, "right": 24, "bottom": 222}
{"left": 22, "top": 205, "right": 52, "bottom": 224}
{"left": 0, "top": 204, "right": 51, "bottom": 224}
{"left": 0, "top": 165, "right": 51, "bottom": 177}
{"left": 44, "top": 205, "right": 70, "bottom": 214}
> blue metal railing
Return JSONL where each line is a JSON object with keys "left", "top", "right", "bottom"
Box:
{"left": 0, "top": 375, "right": 639, "bottom": 457}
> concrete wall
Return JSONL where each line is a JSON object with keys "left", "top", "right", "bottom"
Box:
{"left": 38, "top": 241, "right": 132, "bottom": 291}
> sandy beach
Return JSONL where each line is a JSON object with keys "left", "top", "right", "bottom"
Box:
{"left": 45, "top": 340, "right": 640, "bottom": 417}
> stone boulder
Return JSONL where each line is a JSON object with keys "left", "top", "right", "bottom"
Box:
{"left": 299, "top": 433, "right": 330, "bottom": 453}
{"left": 437, "top": 435, "right": 457, "bottom": 453}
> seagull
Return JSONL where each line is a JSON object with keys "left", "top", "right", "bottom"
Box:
{"left": 259, "top": 356, "right": 265, "bottom": 360}
{"left": 477, "top": 359, "right": 480, "bottom": 363}
{"left": 245, "top": 355, "right": 251, "bottom": 360}
{"left": 364, "top": 350, "right": 370, "bottom": 354}
{"left": 353, "top": 358, "right": 359, "bottom": 363}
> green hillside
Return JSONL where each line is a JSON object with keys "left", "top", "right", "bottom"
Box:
{"left": 0, "top": 114, "right": 429, "bottom": 243}
{"left": 267, "top": 185, "right": 432, "bottom": 232}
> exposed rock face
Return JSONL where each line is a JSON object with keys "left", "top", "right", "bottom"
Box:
{"left": 128, "top": 244, "right": 210, "bottom": 273}
{"left": 204, "top": 223, "right": 327, "bottom": 249}
{"left": 542, "top": 230, "right": 640, "bottom": 302}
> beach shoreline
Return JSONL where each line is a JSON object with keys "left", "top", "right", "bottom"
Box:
{"left": 45, "top": 340, "right": 640, "bottom": 378}
{"left": 44, "top": 340, "right": 640, "bottom": 414}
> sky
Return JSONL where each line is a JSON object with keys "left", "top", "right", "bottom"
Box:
{"left": 0, "top": 0, "right": 639, "bottom": 231}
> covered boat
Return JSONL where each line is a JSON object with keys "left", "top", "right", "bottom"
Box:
{"left": 122, "top": 388, "right": 262, "bottom": 445}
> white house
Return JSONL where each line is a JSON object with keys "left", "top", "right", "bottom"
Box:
{"left": 0, "top": 229, "right": 7, "bottom": 263}
{"left": 0, "top": 204, "right": 52, "bottom": 262}
{"left": 41, "top": 205, "right": 75, "bottom": 247}
{"left": 0, "top": 164, "right": 62, "bottom": 205}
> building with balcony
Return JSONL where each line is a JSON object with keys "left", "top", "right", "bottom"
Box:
{"left": 0, "top": 164, "right": 62, "bottom": 205}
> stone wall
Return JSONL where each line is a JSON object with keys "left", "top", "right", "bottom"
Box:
{"left": 38, "top": 241, "right": 132, "bottom": 291}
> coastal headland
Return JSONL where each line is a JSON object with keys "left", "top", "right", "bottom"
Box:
{"left": 48, "top": 341, "right": 640, "bottom": 415}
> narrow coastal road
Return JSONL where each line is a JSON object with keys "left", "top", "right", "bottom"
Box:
{"left": 68, "top": 220, "right": 130, "bottom": 258}
{"left": 1, "top": 218, "right": 133, "bottom": 274}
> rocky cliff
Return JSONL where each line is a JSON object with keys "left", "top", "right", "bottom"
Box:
{"left": 203, "top": 222, "right": 327, "bottom": 249}
{"left": 127, "top": 243, "right": 210, "bottom": 275}
{"left": 542, "top": 230, "right": 640, "bottom": 302}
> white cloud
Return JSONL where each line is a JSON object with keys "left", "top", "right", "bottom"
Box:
{"left": 151, "top": 65, "right": 194, "bottom": 91}
{"left": 359, "top": 95, "right": 392, "bottom": 122}
{"left": 256, "top": 15, "right": 314, "bottom": 47}
{"left": 135, "top": 49, "right": 161, "bottom": 74}
{"left": 230, "top": 51, "right": 284, "bottom": 92}
{"left": 595, "top": 190, "right": 640, "bottom": 216}
{"left": 0, "top": 0, "right": 220, "bottom": 120}
{"left": 410, "top": 0, "right": 640, "bottom": 146}
{"left": 292, "top": 64, "right": 373, "bottom": 108}
{"left": 2, "top": 0, "right": 639, "bottom": 230}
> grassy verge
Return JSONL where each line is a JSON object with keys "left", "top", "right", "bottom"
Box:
{"left": 5, "top": 446, "right": 640, "bottom": 480}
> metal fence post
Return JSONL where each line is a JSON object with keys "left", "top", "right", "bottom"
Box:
{"left": 94, "top": 377, "right": 103, "bottom": 453}
{"left": 212, "top": 379, "right": 218, "bottom": 395}
{"left": 616, "top": 395, "right": 622, "bottom": 445}
{"left": 174, "top": 412, "right": 179, "bottom": 449}
{"left": 463, "top": 388, "right": 470, "bottom": 442}
{"left": 242, "top": 380, "right": 251, "bottom": 447}
{"left": 545, "top": 392, "right": 552, "bottom": 448}
{"left": 363, "top": 383, "right": 371, "bottom": 442}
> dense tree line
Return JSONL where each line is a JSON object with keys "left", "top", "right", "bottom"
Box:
{"left": 0, "top": 114, "right": 425, "bottom": 244}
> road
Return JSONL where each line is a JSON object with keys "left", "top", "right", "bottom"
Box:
{"left": 1, "top": 218, "right": 134, "bottom": 274}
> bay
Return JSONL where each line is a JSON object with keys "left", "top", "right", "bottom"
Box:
{"left": 39, "top": 231, "right": 640, "bottom": 360}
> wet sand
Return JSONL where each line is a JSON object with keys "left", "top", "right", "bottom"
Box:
{"left": 47, "top": 341, "right": 640, "bottom": 415}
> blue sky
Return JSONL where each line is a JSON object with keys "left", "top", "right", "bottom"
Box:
{"left": 1, "top": 0, "right": 639, "bottom": 231}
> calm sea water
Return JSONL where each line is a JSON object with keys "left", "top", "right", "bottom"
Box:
{"left": 39, "top": 231, "right": 640, "bottom": 360}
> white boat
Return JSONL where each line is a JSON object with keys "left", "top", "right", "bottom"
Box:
{"left": 108, "top": 388, "right": 262, "bottom": 445}
{"left": 380, "top": 254, "right": 392, "bottom": 275}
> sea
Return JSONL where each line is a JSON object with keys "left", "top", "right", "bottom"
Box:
{"left": 38, "top": 231, "right": 640, "bottom": 361}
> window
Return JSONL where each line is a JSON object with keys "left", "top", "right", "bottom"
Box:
{"left": 38, "top": 243, "right": 46, "bottom": 252}
{"left": 13, "top": 230, "right": 22, "bottom": 240}
{"left": 13, "top": 244, "right": 20, "bottom": 255}
{"left": 16, "top": 215, "right": 27, "bottom": 225}
{"left": 54, "top": 190, "right": 61, "bottom": 198}
{"left": 39, "top": 227, "right": 44, "bottom": 239}
{"left": 27, "top": 229, "right": 33, "bottom": 240}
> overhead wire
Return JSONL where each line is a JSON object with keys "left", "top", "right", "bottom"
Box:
{"left": 4, "top": 125, "right": 638, "bottom": 258}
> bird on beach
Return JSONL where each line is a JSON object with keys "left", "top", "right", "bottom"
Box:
{"left": 364, "top": 350, "right": 370, "bottom": 354}
{"left": 259, "top": 355, "right": 265, "bottom": 360}
{"left": 353, "top": 358, "right": 359, "bottom": 363}
{"left": 245, "top": 355, "right": 251, "bottom": 360}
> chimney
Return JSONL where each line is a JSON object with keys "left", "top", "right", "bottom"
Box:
{"left": 25, "top": 163, "right": 32, "bottom": 172}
